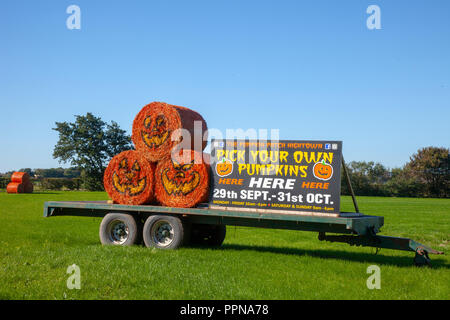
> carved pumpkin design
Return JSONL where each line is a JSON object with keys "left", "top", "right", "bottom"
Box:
{"left": 162, "top": 159, "right": 200, "bottom": 196}
{"left": 104, "top": 150, "right": 155, "bottom": 205}
{"left": 112, "top": 158, "right": 147, "bottom": 196}
{"left": 155, "top": 150, "right": 209, "bottom": 208}
{"left": 140, "top": 114, "right": 170, "bottom": 149}
{"left": 216, "top": 158, "right": 233, "bottom": 177}
{"left": 313, "top": 160, "right": 333, "bottom": 181}
{"left": 132, "top": 102, "right": 208, "bottom": 162}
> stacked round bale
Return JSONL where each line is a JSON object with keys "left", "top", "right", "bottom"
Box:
{"left": 104, "top": 101, "right": 210, "bottom": 207}
{"left": 132, "top": 102, "right": 208, "bottom": 163}
{"left": 154, "top": 150, "right": 210, "bottom": 208}
{"left": 103, "top": 150, "right": 156, "bottom": 205}
{"left": 6, "top": 172, "right": 34, "bottom": 194}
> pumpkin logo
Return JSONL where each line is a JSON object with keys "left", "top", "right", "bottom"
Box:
{"left": 215, "top": 158, "right": 233, "bottom": 177}
{"left": 161, "top": 159, "right": 200, "bottom": 196}
{"left": 112, "top": 158, "right": 147, "bottom": 196}
{"left": 141, "top": 114, "right": 170, "bottom": 149}
{"left": 313, "top": 160, "right": 333, "bottom": 181}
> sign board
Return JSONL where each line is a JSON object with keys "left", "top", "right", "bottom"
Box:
{"left": 209, "top": 139, "right": 342, "bottom": 215}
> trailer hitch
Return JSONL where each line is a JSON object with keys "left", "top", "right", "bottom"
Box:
{"left": 413, "top": 247, "right": 432, "bottom": 267}
{"left": 318, "top": 232, "right": 443, "bottom": 267}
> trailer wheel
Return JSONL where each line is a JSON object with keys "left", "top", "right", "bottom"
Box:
{"left": 99, "top": 213, "right": 141, "bottom": 246}
{"left": 190, "top": 224, "right": 226, "bottom": 247}
{"left": 143, "top": 215, "right": 187, "bottom": 249}
{"left": 207, "top": 224, "right": 226, "bottom": 246}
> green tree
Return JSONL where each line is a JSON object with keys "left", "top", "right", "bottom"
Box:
{"left": 18, "top": 168, "right": 34, "bottom": 177}
{"left": 34, "top": 168, "right": 65, "bottom": 178}
{"left": 63, "top": 167, "right": 81, "bottom": 178}
{"left": 404, "top": 147, "right": 449, "bottom": 198}
{"left": 384, "top": 167, "right": 424, "bottom": 197}
{"left": 341, "top": 161, "right": 389, "bottom": 196}
{"left": 52, "top": 113, "right": 132, "bottom": 191}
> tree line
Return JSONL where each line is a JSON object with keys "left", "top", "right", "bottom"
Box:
{"left": 1, "top": 167, "right": 81, "bottom": 178}
{"left": 0, "top": 168, "right": 83, "bottom": 190}
{"left": 1, "top": 113, "right": 448, "bottom": 198}
{"left": 341, "top": 147, "right": 449, "bottom": 198}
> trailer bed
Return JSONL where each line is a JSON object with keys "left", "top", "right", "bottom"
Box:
{"left": 44, "top": 200, "right": 384, "bottom": 236}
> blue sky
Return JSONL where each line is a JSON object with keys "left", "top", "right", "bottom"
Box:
{"left": 1, "top": 0, "right": 449, "bottom": 172}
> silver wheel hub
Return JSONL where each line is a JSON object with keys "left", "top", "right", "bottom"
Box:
{"left": 108, "top": 220, "right": 129, "bottom": 245}
{"left": 151, "top": 221, "right": 174, "bottom": 247}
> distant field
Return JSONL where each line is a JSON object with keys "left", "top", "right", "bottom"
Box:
{"left": 0, "top": 191, "right": 448, "bottom": 299}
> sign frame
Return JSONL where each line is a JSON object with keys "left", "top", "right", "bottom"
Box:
{"left": 208, "top": 139, "right": 344, "bottom": 216}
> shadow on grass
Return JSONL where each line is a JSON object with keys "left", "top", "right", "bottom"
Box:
{"left": 0, "top": 191, "right": 62, "bottom": 195}
{"left": 30, "top": 192, "right": 62, "bottom": 195}
{"left": 219, "top": 243, "right": 448, "bottom": 269}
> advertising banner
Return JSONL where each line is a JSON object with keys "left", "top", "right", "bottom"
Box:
{"left": 209, "top": 139, "right": 342, "bottom": 215}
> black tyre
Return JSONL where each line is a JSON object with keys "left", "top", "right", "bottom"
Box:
{"left": 99, "top": 213, "right": 141, "bottom": 246}
{"left": 190, "top": 224, "right": 226, "bottom": 247}
{"left": 143, "top": 215, "right": 188, "bottom": 249}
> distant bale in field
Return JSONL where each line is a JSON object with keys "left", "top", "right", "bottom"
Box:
{"left": 7, "top": 182, "right": 24, "bottom": 194}
{"left": 103, "top": 150, "right": 156, "bottom": 205}
{"left": 7, "top": 172, "right": 33, "bottom": 194}
{"left": 132, "top": 101, "right": 208, "bottom": 162}
{"left": 11, "top": 172, "right": 30, "bottom": 184}
{"left": 154, "top": 150, "right": 210, "bottom": 208}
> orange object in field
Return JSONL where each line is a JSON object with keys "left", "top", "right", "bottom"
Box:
{"left": 7, "top": 172, "right": 34, "bottom": 193}
{"left": 154, "top": 150, "right": 210, "bottom": 208}
{"left": 7, "top": 182, "right": 24, "bottom": 194}
{"left": 132, "top": 102, "right": 208, "bottom": 162}
{"left": 11, "top": 172, "right": 30, "bottom": 184}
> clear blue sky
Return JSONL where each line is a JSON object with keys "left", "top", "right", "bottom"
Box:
{"left": 1, "top": 0, "right": 449, "bottom": 172}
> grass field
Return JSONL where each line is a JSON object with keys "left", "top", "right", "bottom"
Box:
{"left": 0, "top": 191, "right": 448, "bottom": 300}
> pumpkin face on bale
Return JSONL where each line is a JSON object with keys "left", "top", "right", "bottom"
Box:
{"left": 162, "top": 159, "right": 200, "bottom": 196}
{"left": 141, "top": 114, "right": 170, "bottom": 149}
{"left": 155, "top": 150, "right": 209, "bottom": 208}
{"left": 132, "top": 102, "right": 208, "bottom": 162}
{"left": 113, "top": 158, "right": 147, "bottom": 196}
{"left": 313, "top": 160, "right": 333, "bottom": 181}
{"left": 104, "top": 150, "right": 155, "bottom": 205}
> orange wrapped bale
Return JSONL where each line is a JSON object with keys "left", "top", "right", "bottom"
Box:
{"left": 11, "top": 172, "right": 30, "bottom": 184}
{"left": 103, "top": 150, "right": 156, "bottom": 205}
{"left": 7, "top": 182, "right": 24, "bottom": 194}
{"left": 155, "top": 150, "right": 210, "bottom": 208}
{"left": 132, "top": 102, "right": 208, "bottom": 162}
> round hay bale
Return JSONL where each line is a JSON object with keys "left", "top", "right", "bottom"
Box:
{"left": 103, "top": 150, "right": 156, "bottom": 205}
{"left": 7, "top": 182, "right": 24, "bottom": 194}
{"left": 132, "top": 102, "right": 208, "bottom": 162}
{"left": 24, "top": 182, "right": 34, "bottom": 193}
{"left": 155, "top": 150, "right": 210, "bottom": 208}
{"left": 11, "top": 172, "right": 30, "bottom": 184}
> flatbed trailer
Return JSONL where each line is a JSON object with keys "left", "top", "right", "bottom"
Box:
{"left": 43, "top": 200, "right": 443, "bottom": 266}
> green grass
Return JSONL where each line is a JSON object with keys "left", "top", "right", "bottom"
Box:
{"left": 0, "top": 191, "right": 449, "bottom": 299}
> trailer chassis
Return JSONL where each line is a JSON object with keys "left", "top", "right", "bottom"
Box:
{"left": 43, "top": 200, "right": 443, "bottom": 266}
